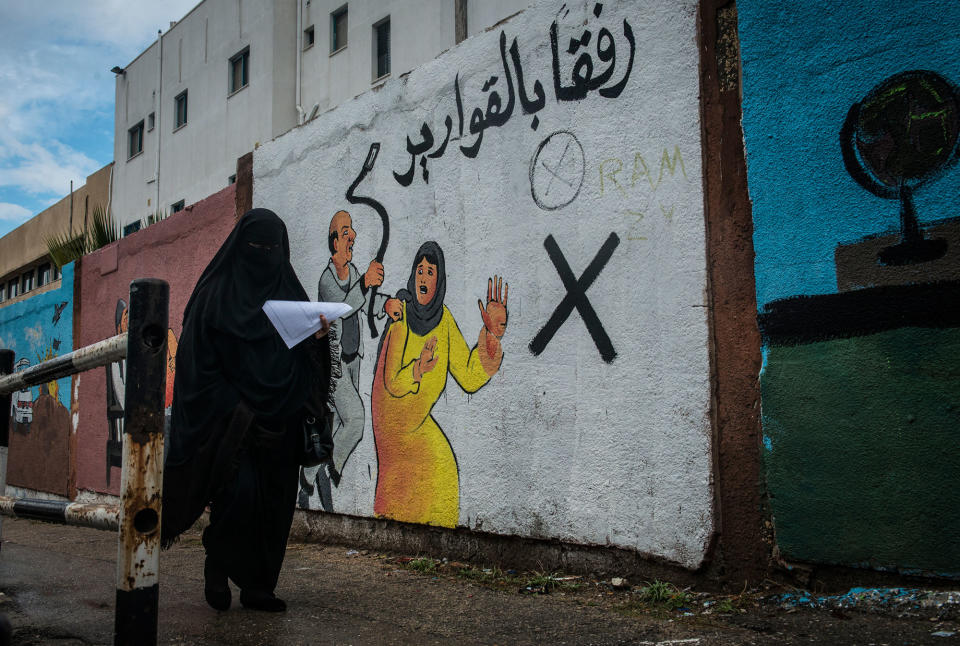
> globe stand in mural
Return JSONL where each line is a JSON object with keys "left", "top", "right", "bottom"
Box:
{"left": 840, "top": 70, "right": 960, "bottom": 266}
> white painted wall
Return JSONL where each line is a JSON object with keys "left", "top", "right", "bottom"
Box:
{"left": 297, "top": 0, "right": 530, "bottom": 118}
{"left": 113, "top": 41, "right": 160, "bottom": 224}
{"left": 112, "top": 0, "right": 530, "bottom": 231}
{"left": 112, "top": 0, "right": 298, "bottom": 228}
{"left": 467, "top": 0, "right": 526, "bottom": 37}
{"left": 255, "top": 0, "right": 713, "bottom": 568}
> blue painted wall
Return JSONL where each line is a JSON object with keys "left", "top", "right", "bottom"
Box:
{"left": 0, "top": 263, "right": 75, "bottom": 496}
{"left": 740, "top": 1, "right": 960, "bottom": 577}
{"left": 0, "top": 262, "right": 74, "bottom": 409}
{"left": 740, "top": 0, "right": 960, "bottom": 307}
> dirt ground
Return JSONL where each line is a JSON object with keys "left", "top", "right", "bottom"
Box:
{"left": 0, "top": 517, "right": 957, "bottom": 645}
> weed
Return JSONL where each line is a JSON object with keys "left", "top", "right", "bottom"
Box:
{"left": 716, "top": 599, "right": 737, "bottom": 613}
{"left": 406, "top": 558, "right": 438, "bottom": 574}
{"left": 630, "top": 580, "right": 694, "bottom": 611}
{"left": 525, "top": 571, "right": 560, "bottom": 590}
{"left": 457, "top": 566, "right": 505, "bottom": 584}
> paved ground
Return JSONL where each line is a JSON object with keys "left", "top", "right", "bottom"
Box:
{"left": 0, "top": 517, "right": 957, "bottom": 645}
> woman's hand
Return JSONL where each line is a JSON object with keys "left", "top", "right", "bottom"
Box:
{"left": 477, "top": 275, "right": 508, "bottom": 339}
{"left": 477, "top": 275, "right": 507, "bottom": 376}
{"left": 412, "top": 336, "right": 439, "bottom": 383}
{"left": 314, "top": 314, "right": 330, "bottom": 339}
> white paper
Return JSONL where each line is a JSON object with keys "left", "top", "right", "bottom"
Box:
{"left": 263, "top": 300, "right": 353, "bottom": 348}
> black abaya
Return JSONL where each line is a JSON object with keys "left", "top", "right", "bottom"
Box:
{"left": 162, "top": 208, "right": 331, "bottom": 597}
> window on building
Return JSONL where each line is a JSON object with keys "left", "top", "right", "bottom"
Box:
{"left": 148, "top": 111, "right": 156, "bottom": 131}
{"left": 373, "top": 17, "right": 390, "bottom": 80}
{"left": 0, "top": 284, "right": 5, "bottom": 303}
{"left": 52, "top": 265, "right": 61, "bottom": 282}
{"left": 123, "top": 221, "right": 142, "bottom": 237}
{"left": 228, "top": 174, "right": 237, "bottom": 185}
{"left": 21, "top": 270, "right": 34, "bottom": 294}
{"left": 7, "top": 280, "right": 17, "bottom": 300}
{"left": 331, "top": 6, "right": 348, "bottom": 52}
{"left": 304, "top": 25, "right": 315, "bottom": 50}
{"left": 128, "top": 121, "right": 144, "bottom": 159}
{"left": 37, "top": 263, "right": 51, "bottom": 287}
{"left": 171, "top": 200, "right": 185, "bottom": 213}
{"left": 174, "top": 91, "right": 188, "bottom": 129}
{"left": 229, "top": 47, "right": 250, "bottom": 94}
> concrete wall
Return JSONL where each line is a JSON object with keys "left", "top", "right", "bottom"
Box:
{"left": 740, "top": 0, "right": 960, "bottom": 577}
{"left": 297, "top": 0, "right": 529, "bottom": 116}
{"left": 0, "top": 164, "right": 112, "bottom": 282}
{"left": 255, "top": 0, "right": 713, "bottom": 569}
{"left": 112, "top": 0, "right": 531, "bottom": 240}
{"left": 0, "top": 264, "right": 75, "bottom": 496}
{"left": 74, "top": 186, "right": 237, "bottom": 495}
{"left": 111, "top": 0, "right": 296, "bottom": 230}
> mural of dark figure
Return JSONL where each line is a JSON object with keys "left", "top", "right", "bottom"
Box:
{"left": 105, "top": 300, "right": 126, "bottom": 484}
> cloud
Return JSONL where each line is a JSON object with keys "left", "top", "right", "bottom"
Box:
{"left": 0, "top": 202, "right": 32, "bottom": 224}
{"left": 0, "top": 1, "right": 196, "bottom": 218}
{"left": 0, "top": 140, "right": 99, "bottom": 197}
{"left": 24, "top": 322, "right": 44, "bottom": 354}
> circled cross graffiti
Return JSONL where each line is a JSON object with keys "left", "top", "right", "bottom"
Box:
{"left": 529, "top": 130, "right": 585, "bottom": 211}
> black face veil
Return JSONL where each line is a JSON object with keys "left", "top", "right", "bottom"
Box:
{"left": 167, "top": 208, "right": 315, "bottom": 466}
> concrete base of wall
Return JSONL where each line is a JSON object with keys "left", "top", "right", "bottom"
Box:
{"left": 289, "top": 509, "right": 709, "bottom": 589}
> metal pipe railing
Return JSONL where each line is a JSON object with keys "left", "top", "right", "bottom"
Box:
{"left": 0, "top": 496, "right": 119, "bottom": 531}
{"left": 0, "top": 278, "right": 168, "bottom": 646}
{"left": 0, "top": 333, "right": 127, "bottom": 396}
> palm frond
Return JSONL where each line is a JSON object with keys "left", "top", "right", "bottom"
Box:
{"left": 44, "top": 231, "right": 87, "bottom": 269}
{"left": 88, "top": 204, "right": 119, "bottom": 250}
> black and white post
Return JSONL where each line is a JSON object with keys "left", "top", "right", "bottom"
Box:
{"left": 114, "top": 279, "right": 168, "bottom": 646}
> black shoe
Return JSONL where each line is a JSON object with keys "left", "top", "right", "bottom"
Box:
{"left": 240, "top": 589, "right": 287, "bottom": 612}
{"left": 204, "top": 557, "right": 231, "bottom": 611}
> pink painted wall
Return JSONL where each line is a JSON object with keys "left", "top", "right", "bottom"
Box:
{"left": 75, "top": 186, "right": 236, "bottom": 495}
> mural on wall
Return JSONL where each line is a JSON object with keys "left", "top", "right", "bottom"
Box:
{"left": 72, "top": 184, "right": 237, "bottom": 496}
{"left": 0, "top": 267, "right": 74, "bottom": 495}
{"left": 529, "top": 232, "right": 619, "bottom": 363}
{"left": 371, "top": 243, "right": 507, "bottom": 527}
{"left": 300, "top": 208, "right": 401, "bottom": 511}
{"left": 257, "top": 0, "right": 713, "bottom": 568}
{"left": 104, "top": 297, "right": 179, "bottom": 485}
{"left": 10, "top": 358, "right": 33, "bottom": 428}
{"left": 104, "top": 300, "right": 126, "bottom": 483}
{"left": 740, "top": 1, "right": 960, "bottom": 577}
{"left": 391, "top": 4, "right": 634, "bottom": 191}
{"left": 840, "top": 70, "right": 959, "bottom": 267}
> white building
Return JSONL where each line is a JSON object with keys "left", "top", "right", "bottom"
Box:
{"left": 111, "top": 0, "right": 529, "bottom": 231}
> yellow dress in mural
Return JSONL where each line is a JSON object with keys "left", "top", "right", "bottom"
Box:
{"left": 372, "top": 302, "right": 491, "bottom": 528}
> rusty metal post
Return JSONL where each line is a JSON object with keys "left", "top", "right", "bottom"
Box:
{"left": 114, "top": 279, "right": 168, "bottom": 646}
{"left": 0, "top": 349, "right": 13, "bottom": 551}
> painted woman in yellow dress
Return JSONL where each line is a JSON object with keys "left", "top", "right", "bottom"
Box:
{"left": 372, "top": 241, "right": 507, "bottom": 528}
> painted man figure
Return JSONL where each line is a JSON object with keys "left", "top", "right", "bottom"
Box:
{"left": 301, "top": 210, "right": 400, "bottom": 510}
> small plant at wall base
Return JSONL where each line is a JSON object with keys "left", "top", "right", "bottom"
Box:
{"left": 44, "top": 205, "right": 120, "bottom": 268}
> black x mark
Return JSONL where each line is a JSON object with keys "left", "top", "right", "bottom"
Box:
{"left": 529, "top": 232, "right": 620, "bottom": 363}
{"left": 541, "top": 139, "right": 575, "bottom": 195}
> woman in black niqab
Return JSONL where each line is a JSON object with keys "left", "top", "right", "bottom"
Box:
{"left": 162, "top": 208, "right": 332, "bottom": 613}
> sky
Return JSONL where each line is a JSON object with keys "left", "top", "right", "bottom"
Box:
{"left": 0, "top": 1, "right": 198, "bottom": 237}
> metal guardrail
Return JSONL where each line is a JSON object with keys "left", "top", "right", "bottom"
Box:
{"left": 0, "top": 334, "right": 127, "bottom": 396}
{"left": 0, "top": 278, "right": 169, "bottom": 646}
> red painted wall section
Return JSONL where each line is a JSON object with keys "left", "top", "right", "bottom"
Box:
{"left": 75, "top": 186, "right": 236, "bottom": 495}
